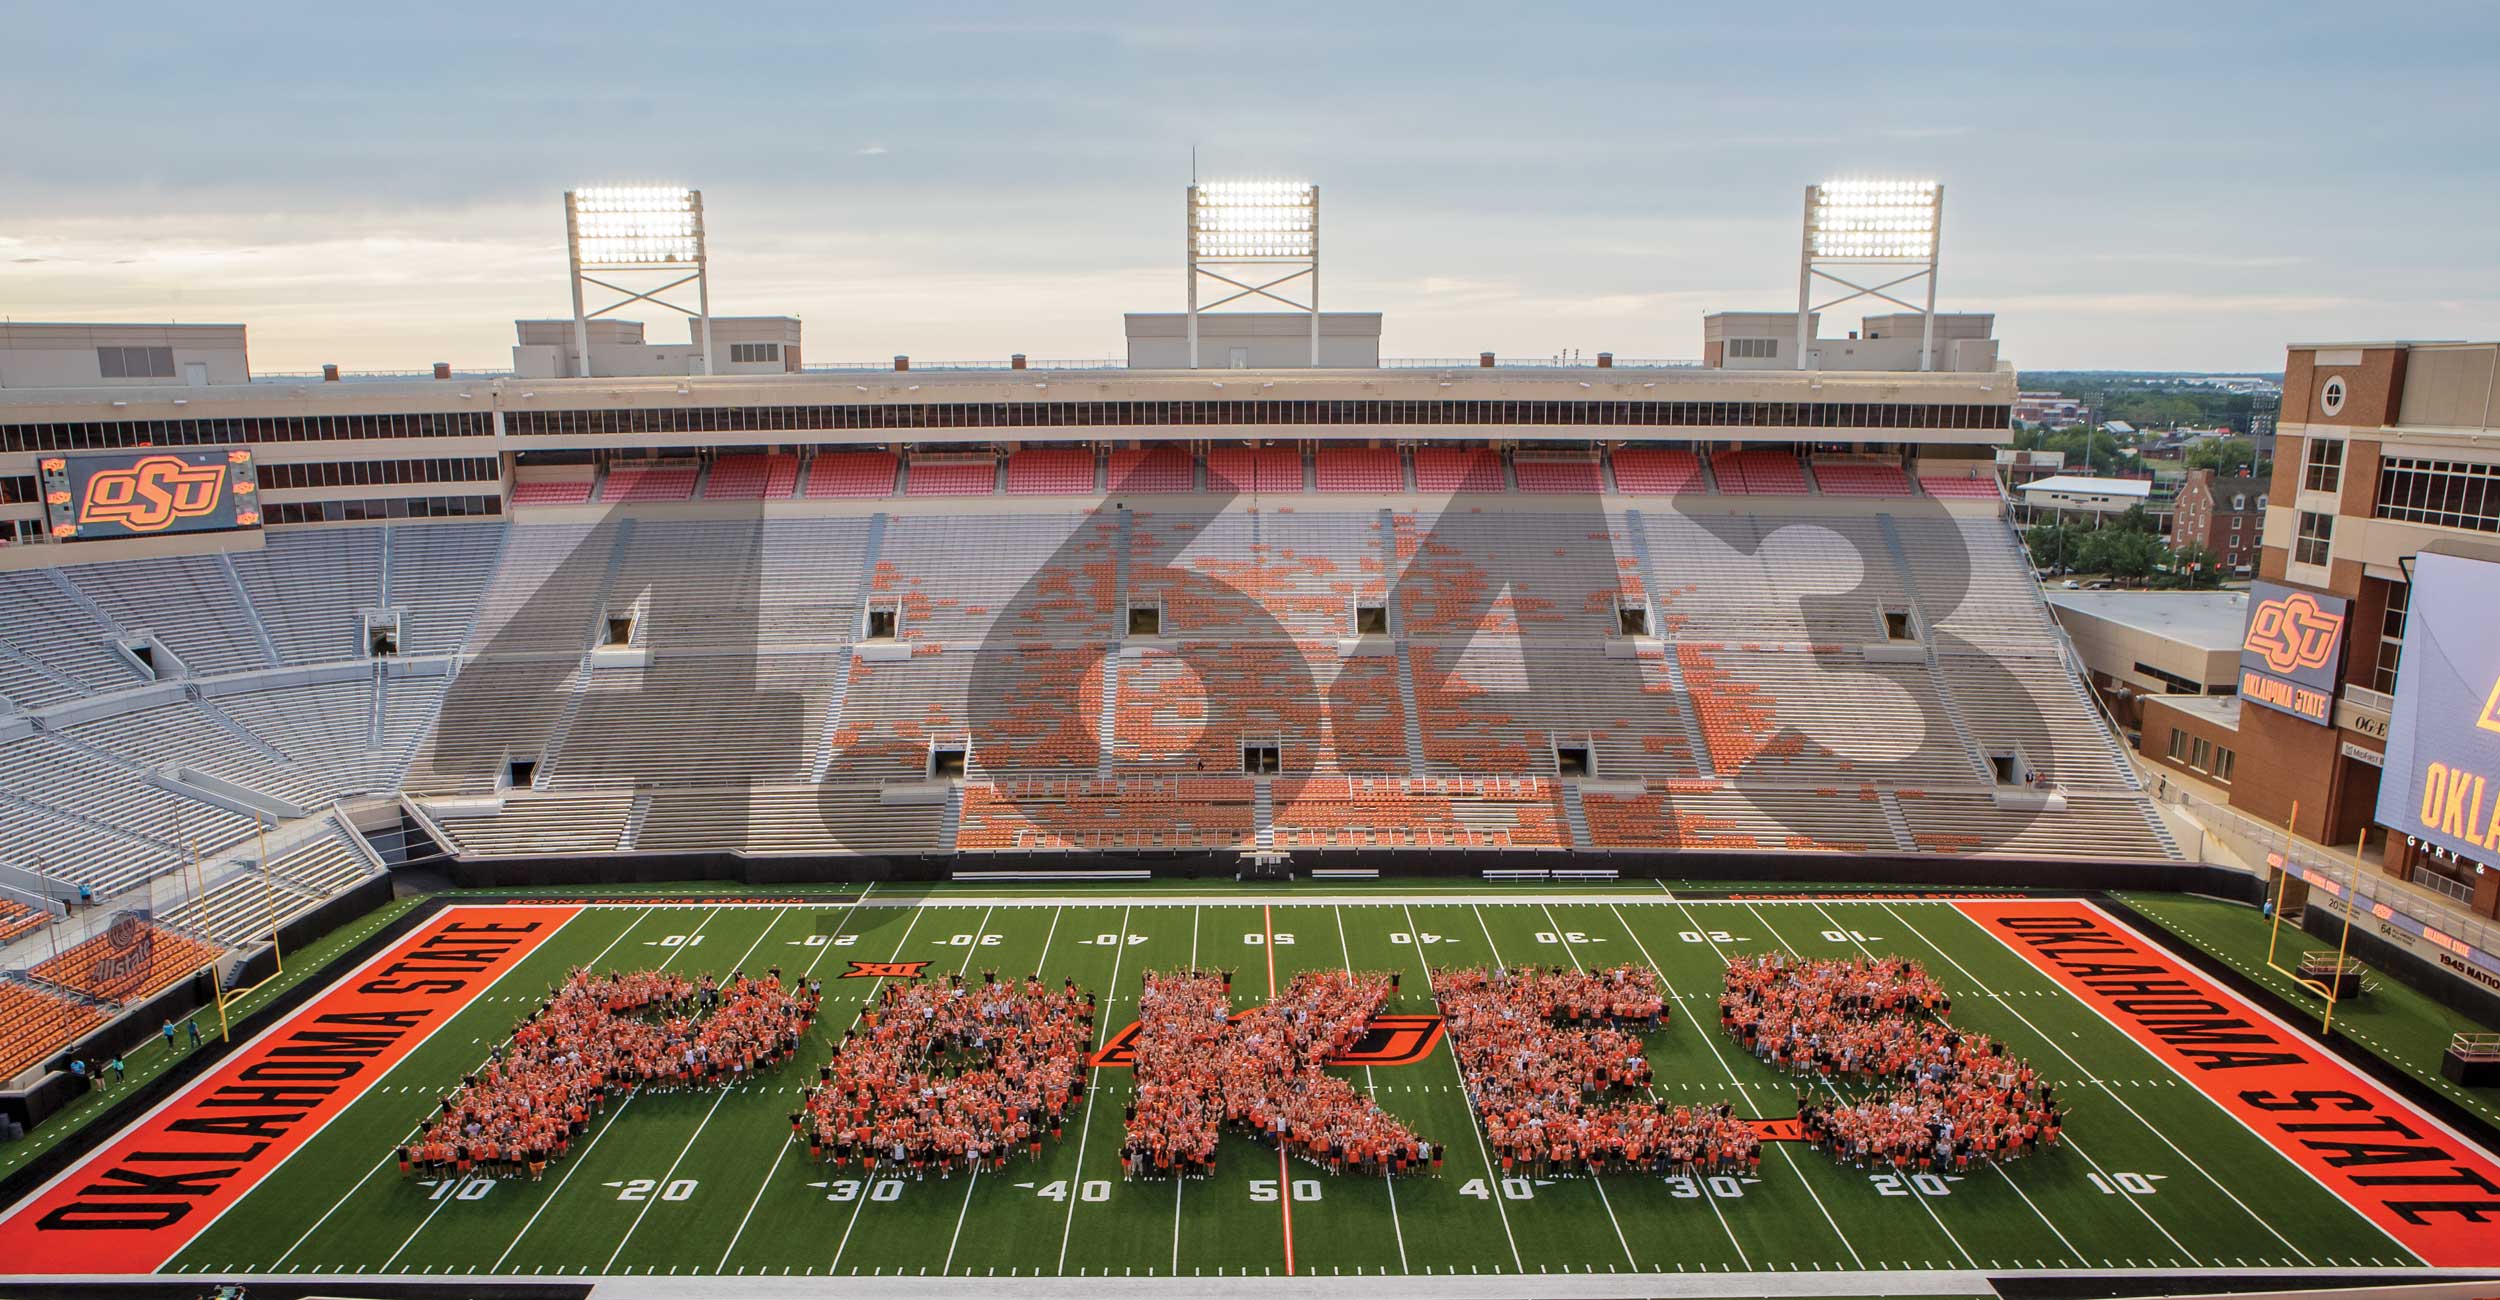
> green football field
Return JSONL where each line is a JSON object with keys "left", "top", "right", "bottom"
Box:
{"left": 40, "top": 889, "right": 2488, "bottom": 1290}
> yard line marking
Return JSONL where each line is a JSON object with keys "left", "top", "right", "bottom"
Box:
{"left": 938, "top": 905, "right": 1006, "bottom": 1276}
{"left": 1172, "top": 903, "right": 1198, "bottom": 1278}
{"left": 824, "top": 906, "right": 935, "bottom": 1274}
{"left": 488, "top": 905, "right": 731, "bottom": 1273}
{"left": 1914, "top": 902, "right": 2328, "bottom": 1266}
{"left": 1798, "top": 901, "right": 2090, "bottom": 1266}
{"left": 717, "top": 887, "right": 877, "bottom": 1272}
{"left": 1603, "top": 902, "right": 1859, "bottom": 1271}
{"left": 1513, "top": 904, "right": 1670, "bottom": 1271}
{"left": 596, "top": 906, "right": 791, "bottom": 1271}
{"left": 602, "top": 1085, "right": 734, "bottom": 1274}
{"left": 1402, "top": 902, "right": 1525, "bottom": 1272}
{"left": 1267, "top": 903, "right": 1297, "bottom": 1278}
{"left": 1335, "top": 904, "right": 1408, "bottom": 1276}
{"left": 1055, "top": 904, "right": 1135, "bottom": 1275}
{"left": 1715, "top": 900, "right": 1973, "bottom": 1269}
{"left": 270, "top": 904, "right": 655, "bottom": 1272}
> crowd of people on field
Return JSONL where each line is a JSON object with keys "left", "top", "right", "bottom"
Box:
{"left": 1719, "top": 953, "right": 2061, "bottom": 1172}
{"left": 796, "top": 972, "right": 1093, "bottom": 1178}
{"left": 402, "top": 966, "right": 818, "bottom": 1181}
{"left": 1120, "top": 968, "right": 1440, "bottom": 1179}
{"left": 1438, "top": 964, "right": 1759, "bottom": 1178}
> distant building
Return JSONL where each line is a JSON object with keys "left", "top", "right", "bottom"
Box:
{"left": 0, "top": 322, "right": 250, "bottom": 388}
{"left": 2047, "top": 589, "right": 2248, "bottom": 729}
{"left": 2019, "top": 474, "right": 2153, "bottom": 517}
{"left": 2014, "top": 391, "right": 2088, "bottom": 425}
{"left": 2171, "top": 467, "right": 2266, "bottom": 574}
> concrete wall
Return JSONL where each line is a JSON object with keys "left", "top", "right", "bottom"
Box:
{"left": 1124, "top": 312, "right": 1382, "bottom": 369}
{"left": 0, "top": 323, "right": 250, "bottom": 388}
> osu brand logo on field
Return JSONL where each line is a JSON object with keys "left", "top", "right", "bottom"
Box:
{"left": 842, "top": 959, "right": 930, "bottom": 979}
{"left": 78, "top": 455, "right": 227, "bottom": 532}
{"left": 1090, "top": 1012, "right": 1445, "bottom": 1068}
{"left": 2243, "top": 590, "right": 2345, "bottom": 675}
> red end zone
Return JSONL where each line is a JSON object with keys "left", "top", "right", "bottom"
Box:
{"left": 1961, "top": 898, "right": 2500, "bottom": 1267}
{"left": 0, "top": 904, "right": 579, "bottom": 1275}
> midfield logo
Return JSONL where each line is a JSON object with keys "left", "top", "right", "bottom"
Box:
{"left": 1089, "top": 1012, "right": 1445, "bottom": 1068}
{"left": 2242, "top": 590, "right": 2345, "bottom": 675}
{"left": 842, "top": 959, "right": 930, "bottom": 979}
{"left": 78, "top": 455, "right": 227, "bottom": 533}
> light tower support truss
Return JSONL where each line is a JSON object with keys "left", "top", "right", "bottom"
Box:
{"left": 1187, "top": 181, "right": 1319, "bottom": 368}
{"left": 565, "top": 186, "right": 713, "bottom": 379}
{"left": 1795, "top": 180, "right": 1944, "bottom": 372}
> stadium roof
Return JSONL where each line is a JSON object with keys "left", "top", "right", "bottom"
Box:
{"left": 2021, "top": 475, "right": 2153, "bottom": 498}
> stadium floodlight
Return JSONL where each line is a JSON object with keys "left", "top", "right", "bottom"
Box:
{"left": 1795, "top": 179, "right": 1945, "bottom": 371}
{"left": 1186, "top": 179, "right": 1320, "bottom": 367}
{"left": 563, "top": 185, "right": 714, "bottom": 377}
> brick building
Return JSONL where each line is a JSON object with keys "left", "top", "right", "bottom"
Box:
{"left": 2170, "top": 467, "right": 2265, "bottom": 575}
{"left": 2140, "top": 339, "right": 2500, "bottom": 914}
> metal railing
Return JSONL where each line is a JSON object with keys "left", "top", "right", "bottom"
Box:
{"left": 2412, "top": 864, "right": 2476, "bottom": 905}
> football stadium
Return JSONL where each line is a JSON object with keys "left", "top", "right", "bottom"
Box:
{"left": 0, "top": 177, "right": 2497, "bottom": 1300}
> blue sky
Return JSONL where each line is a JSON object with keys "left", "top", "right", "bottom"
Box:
{"left": 4, "top": 2, "right": 2494, "bottom": 373}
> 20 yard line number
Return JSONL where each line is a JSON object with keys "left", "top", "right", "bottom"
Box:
{"left": 610, "top": 1178, "right": 698, "bottom": 1203}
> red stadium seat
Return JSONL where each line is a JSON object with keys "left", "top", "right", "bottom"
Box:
{"left": 1005, "top": 447, "right": 1098, "bottom": 495}
{"left": 804, "top": 451, "right": 901, "bottom": 498}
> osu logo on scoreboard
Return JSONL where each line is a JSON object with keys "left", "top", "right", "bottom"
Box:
{"left": 2243, "top": 590, "right": 2345, "bottom": 675}
{"left": 77, "top": 455, "right": 228, "bottom": 533}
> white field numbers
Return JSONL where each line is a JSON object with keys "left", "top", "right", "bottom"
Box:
{"left": 1243, "top": 932, "right": 1295, "bottom": 945}
{"left": 1389, "top": 932, "right": 1452, "bottom": 946}
{"left": 1249, "top": 1179, "right": 1322, "bottom": 1202}
{"left": 1535, "top": 931, "right": 1599, "bottom": 945}
{"left": 654, "top": 934, "right": 703, "bottom": 948}
{"left": 945, "top": 933, "right": 1003, "bottom": 946}
{"left": 822, "top": 1178, "right": 906, "bottom": 1203}
{"left": 1665, "top": 1174, "right": 1751, "bottom": 1199}
{"left": 1460, "top": 1177, "right": 1536, "bottom": 1201}
{"left": 1677, "top": 930, "right": 1733, "bottom": 944}
{"left": 2088, "top": 1171, "right": 2165, "bottom": 1196}
{"left": 1822, "top": 929, "right": 1879, "bottom": 943}
{"left": 420, "top": 1178, "right": 491, "bottom": 1201}
{"left": 1871, "top": 1172, "right": 1961, "bottom": 1197}
{"left": 615, "top": 1178, "right": 697, "bottom": 1202}
{"left": 1033, "top": 1179, "right": 1110, "bottom": 1202}
{"left": 795, "top": 934, "right": 860, "bottom": 947}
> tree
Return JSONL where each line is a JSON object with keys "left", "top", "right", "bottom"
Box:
{"left": 2154, "top": 543, "right": 2225, "bottom": 590}
{"left": 2187, "top": 437, "right": 2259, "bottom": 478}
{"left": 2024, "top": 521, "right": 2086, "bottom": 573}
{"left": 2078, "top": 526, "right": 2162, "bottom": 582}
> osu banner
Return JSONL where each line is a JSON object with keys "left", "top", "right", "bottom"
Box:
{"left": 39, "top": 448, "right": 260, "bottom": 542}
{"left": 2376, "top": 549, "right": 2500, "bottom": 864}
{"left": 0, "top": 905, "right": 579, "bottom": 1274}
{"left": 1965, "top": 898, "right": 2500, "bottom": 1266}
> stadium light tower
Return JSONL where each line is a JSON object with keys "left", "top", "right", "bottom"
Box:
{"left": 1796, "top": 179, "right": 1943, "bottom": 371}
{"left": 564, "top": 185, "right": 712, "bottom": 378}
{"left": 1187, "top": 180, "right": 1319, "bottom": 368}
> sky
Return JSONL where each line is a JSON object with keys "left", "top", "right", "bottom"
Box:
{"left": 4, "top": 1, "right": 2496, "bottom": 374}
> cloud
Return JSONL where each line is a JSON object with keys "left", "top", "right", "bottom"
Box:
{"left": 856, "top": 144, "right": 890, "bottom": 156}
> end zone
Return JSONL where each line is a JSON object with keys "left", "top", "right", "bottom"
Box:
{"left": 1962, "top": 897, "right": 2500, "bottom": 1268}
{"left": 0, "top": 904, "right": 579, "bottom": 1275}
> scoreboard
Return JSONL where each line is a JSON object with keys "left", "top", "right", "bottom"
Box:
{"left": 39, "top": 448, "right": 261, "bottom": 542}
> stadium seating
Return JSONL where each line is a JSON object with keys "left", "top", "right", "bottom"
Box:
{"left": 1608, "top": 448, "right": 1703, "bottom": 494}
{"left": 1919, "top": 471, "right": 2003, "bottom": 499}
{"left": 510, "top": 479, "right": 594, "bottom": 506}
{"left": 0, "top": 898, "right": 50, "bottom": 947}
{"left": 904, "top": 457, "right": 999, "bottom": 497}
{"left": 229, "top": 529, "right": 383, "bottom": 664}
{"left": 599, "top": 463, "right": 698, "bottom": 502}
{"left": 804, "top": 451, "right": 900, "bottom": 498}
{"left": 1107, "top": 447, "right": 1196, "bottom": 492}
{"left": 1411, "top": 447, "right": 1506, "bottom": 493}
{"left": 1511, "top": 455, "right": 1603, "bottom": 493}
{"left": 1207, "top": 446, "right": 1304, "bottom": 494}
{"left": 0, "top": 981, "right": 109, "bottom": 1081}
{"left": 1005, "top": 447, "right": 1099, "bottom": 495}
{"left": 702, "top": 453, "right": 801, "bottom": 500}
{"left": 69, "top": 553, "right": 270, "bottom": 677}
{"left": 1711, "top": 449, "right": 1811, "bottom": 495}
{"left": 1314, "top": 446, "right": 1403, "bottom": 492}
{"left": 30, "top": 922, "right": 219, "bottom": 1005}
{"left": 1812, "top": 461, "right": 1915, "bottom": 496}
